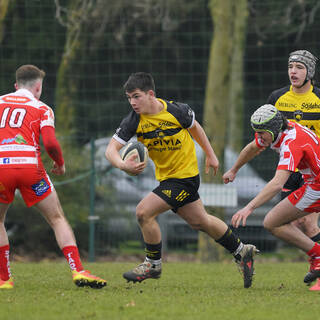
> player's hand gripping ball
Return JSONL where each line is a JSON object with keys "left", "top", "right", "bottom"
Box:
{"left": 121, "top": 141, "right": 149, "bottom": 176}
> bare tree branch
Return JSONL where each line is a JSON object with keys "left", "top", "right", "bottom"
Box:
{"left": 249, "top": 0, "right": 320, "bottom": 43}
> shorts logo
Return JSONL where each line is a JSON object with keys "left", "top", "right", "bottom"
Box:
{"left": 176, "top": 190, "right": 190, "bottom": 202}
{"left": 162, "top": 189, "right": 172, "bottom": 198}
{"left": 32, "top": 179, "right": 50, "bottom": 196}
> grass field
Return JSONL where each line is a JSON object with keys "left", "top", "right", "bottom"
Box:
{"left": 0, "top": 259, "right": 318, "bottom": 320}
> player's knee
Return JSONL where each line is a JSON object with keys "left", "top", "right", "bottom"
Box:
{"left": 188, "top": 221, "right": 202, "bottom": 230}
{"left": 187, "top": 217, "right": 208, "bottom": 231}
{"left": 136, "top": 204, "right": 148, "bottom": 226}
{"left": 263, "top": 218, "right": 274, "bottom": 233}
{"left": 50, "top": 212, "right": 65, "bottom": 225}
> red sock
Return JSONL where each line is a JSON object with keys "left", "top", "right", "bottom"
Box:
{"left": 307, "top": 242, "right": 320, "bottom": 257}
{"left": 0, "top": 245, "right": 11, "bottom": 281}
{"left": 62, "top": 246, "right": 83, "bottom": 272}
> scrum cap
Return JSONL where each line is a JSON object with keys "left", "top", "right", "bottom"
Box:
{"left": 288, "top": 50, "right": 318, "bottom": 80}
{"left": 250, "top": 104, "right": 283, "bottom": 141}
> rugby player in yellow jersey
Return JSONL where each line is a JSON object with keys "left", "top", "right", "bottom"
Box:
{"left": 267, "top": 50, "right": 320, "bottom": 285}
{"left": 105, "top": 72, "right": 259, "bottom": 288}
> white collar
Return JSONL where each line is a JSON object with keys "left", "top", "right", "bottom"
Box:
{"left": 15, "top": 88, "right": 36, "bottom": 100}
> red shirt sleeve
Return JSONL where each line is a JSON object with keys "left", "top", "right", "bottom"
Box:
{"left": 41, "top": 126, "right": 64, "bottom": 166}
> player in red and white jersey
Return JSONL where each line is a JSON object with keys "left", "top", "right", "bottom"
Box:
{"left": 223, "top": 104, "right": 320, "bottom": 288}
{"left": 257, "top": 121, "right": 320, "bottom": 186}
{"left": 0, "top": 65, "right": 106, "bottom": 289}
{"left": 0, "top": 87, "right": 56, "bottom": 168}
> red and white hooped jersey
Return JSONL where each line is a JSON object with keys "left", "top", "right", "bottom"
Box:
{"left": 0, "top": 88, "right": 55, "bottom": 168}
{"left": 255, "top": 121, "right": 320, "bottom": 184}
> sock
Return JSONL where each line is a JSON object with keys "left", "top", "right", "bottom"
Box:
{"left": 62, "top": 245, "right": 84, "bottom": 272}
{"left": 311, "top": 233, "right": 320, "bottom": 243}
{"left": 215, "top": 227, "right": 243, "bottom": 258}
{"left": 145, "top": 242, "right": 162, "bottom": 262}
{"left": 0, "top": 245, "right": 11, "bottom": 281}
{"left": 307, "top": 242, "right": 320, "bottom": 257}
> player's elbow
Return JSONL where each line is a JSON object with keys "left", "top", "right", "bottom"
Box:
{"left": 268, "top": 178, "right": 284, "bottom": 195}
{"left": 272, "top": 183, "right": 283, "bottom": 194}
{"left": 105, "top": 144, "right": 117, "bottom": 162}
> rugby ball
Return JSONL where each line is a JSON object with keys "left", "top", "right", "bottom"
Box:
{"left": 121, "top": 141, "right": 149, "bottom": 175}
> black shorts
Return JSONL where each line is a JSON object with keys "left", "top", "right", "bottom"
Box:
{"left": 153, "top": 174, "right": 200, "bottom": 213}
{"left": 281, "top": 171, "right": 304, "bottom": 200}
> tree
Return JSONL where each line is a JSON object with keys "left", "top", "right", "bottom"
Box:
{"left": 198, "top": 0, "right": 248, "bottom": 262}
{"left": 0, "top": 0, "right": 12, "bottom": 44}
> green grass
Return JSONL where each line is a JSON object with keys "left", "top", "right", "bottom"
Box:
{"left": 0, "top": 260, "right": 318, "bottom": 320}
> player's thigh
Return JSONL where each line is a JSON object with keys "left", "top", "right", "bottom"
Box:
{"left": 264, "top": 198, "right": 307, "bottom": 229}
{"left": 34, "top": 190, "right": 64, "bottom": 224}
{"left": 0, "top": 168, "right": 18, "bottom": 205}
{"left": 293, "top": 211, "right": 319, "bottom": 227}
{"left": 177, "top": 199, "right": 207, "bottom": 225}
{"left": 136, "top": 192, "right": 172, "bottom": 220}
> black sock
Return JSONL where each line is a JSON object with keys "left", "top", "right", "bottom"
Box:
{"left": 145, "top": 242, "right": 162, "bottom": 261}
{"left": 311, "top": 233, "right": 320, "bottom": 243}
{"left": 216, "top": 227, "right": 242, "bottom": 256}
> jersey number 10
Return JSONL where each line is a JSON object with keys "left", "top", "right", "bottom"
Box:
{"left": 0, "top": 107, "right": 26, "bottom": 128}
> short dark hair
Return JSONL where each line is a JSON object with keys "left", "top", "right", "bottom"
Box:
{"left": 16, "top": 65, "right": 45, "bottom": 86}
{"left": 123, "top": 72, "right": 155, "bottom": 93}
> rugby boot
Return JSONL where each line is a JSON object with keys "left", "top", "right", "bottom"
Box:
{"left": 72, "top": 270, "right": 107, "bottom": 289}
{"left": 235, "top": 244, "right": 259, "bottom": 288}
{"left": 0, "top": 278, "right": 13, "bottom": 289}
{"left": 123, "top": 260, "right": 162, "bottom": 283}
{"left": 304, "top": 256, "right": 320, "bottom": 285}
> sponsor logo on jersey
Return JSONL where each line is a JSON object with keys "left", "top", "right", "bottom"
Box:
{"left": 141, "top": 123, "right": 155, "bottom": 130}
{"left": 15, "top": 134, "right": 27, "bottom": 144}
{"left": 32, "top": 179, "right": 49, "bottom": 196}
{"left": 162, "top": 189, "right": 171, "bottom": 198}
{"left": 158, "top": 121, "right": 174, "bottom": 128}
{"left": 301, "top": 102, "right": 320, "bottom": 110}
{"left": 278, "top": 102, "right": 297, "bottom": 108}
{"left": 3, "top": 96, "right": 31, "bottom": 103}
{"left": 147, "top": 138, "right": 181, "bottom": 147}
{"left": 1, "top": 134, "right": 27, "bottom": 145}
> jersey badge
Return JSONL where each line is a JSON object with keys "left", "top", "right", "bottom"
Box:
{"left": 294, "top": 110, "right": 303, "bottom": 121}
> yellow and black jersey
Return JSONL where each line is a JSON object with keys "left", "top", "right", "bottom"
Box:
{"left": 113, "top": 98, "right": 199, "bottom": 181}
{"left": 267, "top": 85, "right": 320, "bottom": 136}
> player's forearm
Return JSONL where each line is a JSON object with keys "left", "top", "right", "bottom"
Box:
{"left": 246, "top": 178, "right": 283, "bottom": 210}
{"left": 105, "top": 142, "right": 125, "bottom": 170}
{"left": 229, "top": 141, "right": 259, "bottom": 174}
{"left": 41, "top": 126, "right": 64, "bottom": 166}
{"left": 189, "top": 121, "right": 216, "bottom": 158}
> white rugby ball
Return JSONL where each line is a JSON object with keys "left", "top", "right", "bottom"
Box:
{"left": 121, "top": 141, "right": 149, "bottom": 175}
